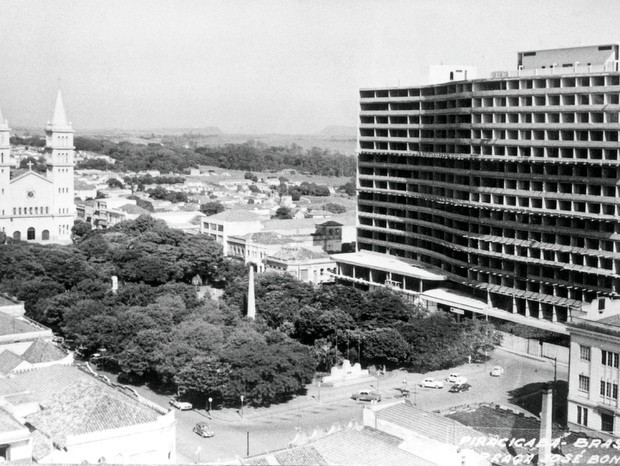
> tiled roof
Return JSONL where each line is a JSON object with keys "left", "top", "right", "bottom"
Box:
{"left": 206, "top": 210, "right": 266, "bottom": 222}
{"left": 25, "top": 380, "right": 160, "bottom": 448}
{"left": 0, "top": 406, "right": 27, "bottom": 433}
{"left": 22, "top": 339, "right": 66, "bottom": 364}
{"left": 274, "top": 446, "right": 327, "bottom": 465}
{"left": 376, "top": 403, "right": 505, "bottom": 458}
{"left": 0, "top": 378, "right": 28, "bottom": 397}
{"left": 0, "top": 295, "right": 18, "bottom": 306}
{"left": 240, "top": 231, "right": 289, "bottom": 244}
{"left": 312, "top": 428, "right": 435, "bottom": 466}
{"left": 270, "top": 246, "right": 329, "bottom": 261}
{"left": 243, "top": 427, "right": 430, "bottom": 466}
{"left": 0, "top": 314, "right": 45, "bottom": 336}
{"left": 31, "top": 429, "right": 53, "bottom": 462}
{"left": 0, "top": 350, "right": 26, "bottom": 373}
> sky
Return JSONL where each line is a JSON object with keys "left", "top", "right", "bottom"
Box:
{"left": 0, "top": 0, "right": 619, "bottom": 134}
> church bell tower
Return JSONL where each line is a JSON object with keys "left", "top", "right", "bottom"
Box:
{"left": 45, "top": 90, "right": 75, "bottom": 238}
{"left": 0, "top": 106, "right": 11, "bottom": 220}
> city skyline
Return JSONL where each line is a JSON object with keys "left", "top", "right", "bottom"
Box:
{"left": 0, "top": 0, "right": 618, "bottom": 134}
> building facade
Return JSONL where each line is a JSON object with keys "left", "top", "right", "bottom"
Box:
{"left": 75, "top": 199, "right": 127, "bottom": 229}
{"left": 0, "top": 91, "right": 75, "bottom": 243}
{"left": 340, "top": 44, "right": 620, "bottom": 332}
{"left": 567, "top": 301, "right": 620, "bottom": 438}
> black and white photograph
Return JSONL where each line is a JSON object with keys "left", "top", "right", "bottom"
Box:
{"left": 0, "top": 1, "right": 620, "bottom": 464}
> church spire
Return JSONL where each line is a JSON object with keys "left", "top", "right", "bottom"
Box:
{"left": 51, "top": 90, "right": 70, "bottom": 127}
{"left": 0, "top": 104, "right": 8, "bottom": 129}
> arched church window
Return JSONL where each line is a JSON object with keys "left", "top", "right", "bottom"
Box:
{"left": 13, "top": 231, "right": 20, "bottom": 240}
{"left": 42, "top": 230, "right": 49, "bottom": 240}
{"left": 27, "top": 228, "right": 35, "bottom": 240}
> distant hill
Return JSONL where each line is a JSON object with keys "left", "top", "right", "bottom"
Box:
{"left": 317, "top": 126, "right": 357, "bottom": 138}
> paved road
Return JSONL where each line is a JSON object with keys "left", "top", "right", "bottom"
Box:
{"left": 163, "top": 349, "right": 567, "bottom": 464}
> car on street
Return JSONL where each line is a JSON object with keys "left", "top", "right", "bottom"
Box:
{"left": 449, "top": 382, "right": 472, "bottom": 393}
{"left": 193, "top": 422, "right": 215, "bottom": 438}
{"left": 351, "top": 389, "right": 381, "bottom": 402}
{"left": 490, "top": 366, "right": 504, "bottom": 377}
{"left": 170, "top": 398, "right": 193, "bottom": 410}
{"left": 419, "top": 377, "right": 444, "bottom": 389}
{"left": 446, "top": 373, "right": 461, "bottom": 383}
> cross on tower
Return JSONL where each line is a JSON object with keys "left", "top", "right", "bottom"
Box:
{"left": 27, "top": 161, "right": 33, "bottom": 171}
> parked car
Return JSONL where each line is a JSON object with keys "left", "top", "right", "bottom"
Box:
{"left": 419, "top": 377, "right": 444, "bottom": 389}
{"left": 193, "top": 422, "right": 214, "bottom": 438}
{"left": 449, "top": 382, "right": 472, "bottom": 393}
{"left": 446, "top": 373, "right": 461, "bottom": 383}
{"left": 351, "top": 389, "right": 382, "bottom": 402}
{"left": 490, "top": 366, "right": 504, "bottom": 377}
{"left": 170, "top": 398, "right": 193, "bottom": 410}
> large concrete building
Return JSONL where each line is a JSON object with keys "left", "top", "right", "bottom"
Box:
{"left": 332, "top": 44, "right": 620, "bottom": 334}
{"left": 0, "top": 91, "right": 75, "bottom": 244}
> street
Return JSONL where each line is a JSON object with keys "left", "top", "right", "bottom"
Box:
{"left": 156, "top": 349, "right": 567, "bottom": 464}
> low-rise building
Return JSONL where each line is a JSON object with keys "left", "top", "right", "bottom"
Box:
{"left": 243, "top": 401, "right": 504, "bottom": 465}
{"left": 312, "top": 220, "right": 343, "bottom": 253}
{"left": 0, "top": 364, "right": 175, "bottom": 464}
{"left": 265, "top": 246, "right": 336, "bottom": 284}
{"left": 75, "top": 199, "right": 127, "bottom": 229}
{"left": 567, "top": 298, "right": 620, "bottom": 437}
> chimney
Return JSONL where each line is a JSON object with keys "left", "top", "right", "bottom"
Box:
{"left": 247, "top": 265, "right": 256, "bottom": 320}
{"left": 538, "top": 383, "right": 553, "bottom": 465}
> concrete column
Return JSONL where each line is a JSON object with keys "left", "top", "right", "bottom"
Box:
{"left": 247, "top": 265, "right": 256, "bottom": 320}
{"left": 538, "top": 384, "right": 553, "bottom": 465}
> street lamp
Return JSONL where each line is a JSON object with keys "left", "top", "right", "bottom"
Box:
{"left": 240, "top": 395, "right": 244, "bottom": 418}
{"left": 208, "top": 397, "right": 213, "bottom": 414}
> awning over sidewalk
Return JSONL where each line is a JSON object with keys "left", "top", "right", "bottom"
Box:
{"left": 421, "top": 288, "right": 488, "bottom": 313}
{"left": 330, "top": 251, "right": 446, "bottom": 281}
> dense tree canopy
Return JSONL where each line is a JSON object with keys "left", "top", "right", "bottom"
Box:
{"left": 0, "top": 215, "right": 502, "bottom": 408}
{"left": 62, "top": 136, "right": 356, "bottom": 176}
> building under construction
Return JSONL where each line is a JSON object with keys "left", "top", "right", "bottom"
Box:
{"left": 332, "top": 45, "right": 620, "bottom": 334}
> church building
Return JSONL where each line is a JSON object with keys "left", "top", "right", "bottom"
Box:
{"left": 0, "top": 91, "right": 75, "bottom": 244}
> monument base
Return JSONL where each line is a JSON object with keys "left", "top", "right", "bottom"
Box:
{"left": 321, "top": 374, "right": 377, "bottom": 388}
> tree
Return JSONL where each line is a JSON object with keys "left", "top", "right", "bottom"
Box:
{"left": 294, "top": 306, "right": 355, "bottom": 345}
{"left": 397, "top": 313, "right": 466, "bottom": 372}
{"left": 273, "top": 207, "right": 293, "bottom": 219}
{"left": 174, "top": 356, "right": 231, "bottom": 403}
{"left": 339, "top": 177, "right": 356, "bottom": 197}
{"left": 362, "top": 328, "right": 409, "bottom": 368}
{"left": 71, "top": 220, "right": 92, "bottom": 242}
{"left": 200, "top": 201, "right": 225, "bottom": 217}
{"left": 107, "top": 178, "right": 124, "bottom": 189}
{"left": 244, "top": 172, "right": 259, "bottom": 182}
{"left": 19, "top": 156, "right": 46, "bottom": 173}
{"left": 220, "top": 326, "right": 315, "bottom": 406}
{"left": 324, "top": 203, "right": 347, "bottom": 214}
{"left": 358, "top": 288, "right": 415, "bottom": 327}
